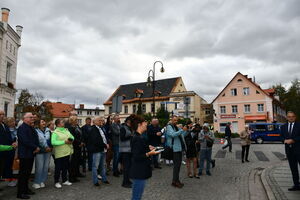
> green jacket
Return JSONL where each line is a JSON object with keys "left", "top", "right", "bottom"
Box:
{"left": 51, "top": 127, "right": 74, "bottom": 159}
{"left": 0, "top": 145, "right": 13, "bottom": 152}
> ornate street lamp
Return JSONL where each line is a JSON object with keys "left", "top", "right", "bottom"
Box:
{"left": 147, "top": 61, "right": 164, "bottom": 115}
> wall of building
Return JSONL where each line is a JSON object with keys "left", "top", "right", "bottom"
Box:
{"left": 213, "top": 73, "right": 278, "bottom": 133}
{"left": 0, "top": 24, "right": 20, "bottom": 117}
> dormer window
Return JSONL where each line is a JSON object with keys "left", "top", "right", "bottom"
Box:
{"left": 135, "top": 89, "right": 144, "bottom": 98}
{"left": 154, "top": 90, "right": 162, "bottom": 96}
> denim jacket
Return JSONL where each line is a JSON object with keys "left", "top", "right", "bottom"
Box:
{"left": 165, "top": 124, "right": 187, "bottom": 152}
{"left": 35, "top": 127, "right": 51, "bottom": 153}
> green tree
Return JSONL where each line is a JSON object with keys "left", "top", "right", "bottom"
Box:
{"left": 15, "top": 89, "right": 53, "bottom": 121}
{"left": 156, "top": 107, "right": 170, "bottom": 127}
{"left": 273, "top": 79, "right": 300, "bottom": 119}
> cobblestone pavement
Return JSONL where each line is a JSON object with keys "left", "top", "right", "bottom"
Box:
{"left": 263, "top": 162, "right": 300, "bottom": 200}
{"left": 0, "top": 140, "right": 286, "bottom": 200}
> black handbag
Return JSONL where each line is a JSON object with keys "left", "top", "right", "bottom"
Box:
{"left": 162, "top": 138, "right": 174, "bottom": 160}
{"left": 206, "top": 138, "right": 214, "bottom": 148}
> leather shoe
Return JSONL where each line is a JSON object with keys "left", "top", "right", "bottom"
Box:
{"left": 288, "top": 186, "right": 300, "bottom": 191}
{"left": 17, "top": 194, "right": 30, "bottom": 199}
{"left": 26, "top": 190, "right": 35, "bottom": 195}
{"left": 122, "top": 184, "right": 132, "bottom": 188}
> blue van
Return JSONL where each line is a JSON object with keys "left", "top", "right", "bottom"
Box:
{"left": 249, "top": 123, "right": 284, "bottom": 144}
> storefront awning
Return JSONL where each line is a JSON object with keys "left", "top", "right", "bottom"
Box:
{"left": 244, "top": 115, "right": 267, "bottom": 121}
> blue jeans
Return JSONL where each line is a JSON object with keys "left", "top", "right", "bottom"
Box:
{"left": 34, "top": 152, "right": 51, "bottom": 184}
{"left": 112, "top": 145, "right": 120, "bottom": 173}
{"left": 92, "top": 152, "right": 107, "bottom": 184}
{"left": 152, "top": 154, "right": 159, "bottom": 167}
{"left": 199, "top": 148, "right": 212, "bottom": 173}
{"left": 132, "top": 179, "right": 146, "bottom": 200}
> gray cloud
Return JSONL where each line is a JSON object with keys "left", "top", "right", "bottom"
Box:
{"left": 1, "top": 0, "right": 299, "bottom": 107}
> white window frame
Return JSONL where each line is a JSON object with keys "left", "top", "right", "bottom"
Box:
{"left": 243, "top": 87, "right": 250, "bottom": 95}
{"left": 258, "top": 104, "right": 264, "bottom": 112}
{"left": 244, "top": 104, "right": 250, "bottom": 113}
{"left": 220, "top": 106, "right": 226, "bottom": 114}
{"left": 232, "top": 105, "right": 238, "bottom": 113}
{"left": 231, "top": 88, "right": 237, "bottom": 96}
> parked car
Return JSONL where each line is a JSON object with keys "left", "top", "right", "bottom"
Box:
{"left": 249, "top": 123, "right": 284, "bottom": 144}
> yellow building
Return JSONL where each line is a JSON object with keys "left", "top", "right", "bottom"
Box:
{"left": 104, "top": 77, "right": 207, "bottom": 123}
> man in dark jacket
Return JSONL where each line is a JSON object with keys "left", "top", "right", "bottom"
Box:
{"left": 281, "top": 111, "right": 300, "bottom": 191}
{"left": 81, "top": 117, "right": 92, "bottom": 171}
{"left": 0, "top": 110, "right": 15, "bottom": 180}
{"left": 111, "top": 115, "right": 121, "bottom": 176}
{"left": 17, "top": 112, "right": 40, "bottom": 199}
{"left": 222, "top": 122, "right": 232, "bottom": 152}
{"left": 87, "top": 117, "right": 110, "bottom": 186}
{"left": 147, "top": 118, "right": 162, "bottom": 169}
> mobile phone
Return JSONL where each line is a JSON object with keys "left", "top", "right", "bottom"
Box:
{"left": 155, "top": 149, "right": 164, "bottom": 153}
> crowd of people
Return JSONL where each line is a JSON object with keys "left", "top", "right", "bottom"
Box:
{"left": 0, "top": 109, "right": 220, "bottom": 200}
{"left": 3, "top": 109, "right": 299, "bottom": 199}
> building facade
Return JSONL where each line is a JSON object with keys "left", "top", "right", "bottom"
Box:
{"left": 104, "top": 77, "right": 207, "bottom": 123}
{"left": 75, "top": 104, "right": 105, "bottom": 126}
{"left": 212, "top": 72, "right": 286, "bottom": 134}
{"left": 0, "top": 8, "right": 23, "bottom": 117}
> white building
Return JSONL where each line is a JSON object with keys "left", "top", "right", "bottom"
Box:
{"left": 75, "top": 104, "right": 105, "bottom": 126}
{"left": 0, "top": 8, "right": 22, "bottom": 117}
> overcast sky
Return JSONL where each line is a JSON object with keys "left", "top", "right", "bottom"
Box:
{"left": 2, "top": 0, "right": 300, "bottom": 107}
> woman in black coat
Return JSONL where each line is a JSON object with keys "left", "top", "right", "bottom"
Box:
{"left": 185, "top": 123, "right": 200, "bottom": 178}
{"left": 129, "top": 115, "right": 159, "bottom": 200}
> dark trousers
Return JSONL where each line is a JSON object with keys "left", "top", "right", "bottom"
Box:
{"left": 121, "top": 152, "right": 132, "bottom": 185}
{"left": 88, "top": 151, "right": 93, "bottom": 171}
{"left": 242, "top": 145, "right": 250, "bottom": 161}
{"left": 173, "top": 152, "right": 182, "bottom": 182}
{"left": 69, "top": 149, "right": 81, "bottom": 180}
{"left": 0, "top": 156, "right": 6, "bottom": 178}
{"left": 112, "top": 145, "right": 120, "bottom": 173}
{"left": 80, "top": 147, "right": 87, "bottom": 171}
{"left": 54, "top": 155, "right": 70, "bottom": 183}
{"left": 286, "top": 147, "right": 300, "bottom": 186}
{"left": 17, "top": 158, "right": 34, "bottom": 196}
{"left": 3, "top": 150, "right": 15, "bottom": 179}
{"left": 223, "top": 137, "right": 232, "bottom": 151}
{"left": 152, "top": 154, "right": 159, "bottom": 167}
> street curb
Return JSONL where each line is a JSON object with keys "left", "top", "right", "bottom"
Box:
{"left": 261, "top": 166, "right": 277, "bottom": 200}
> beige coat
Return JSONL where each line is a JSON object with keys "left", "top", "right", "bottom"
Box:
{"left": 240, "top": 130, "right": 251, "bottom": 146}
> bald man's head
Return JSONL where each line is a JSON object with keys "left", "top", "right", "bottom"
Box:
{"left": 23, "top": 112, "right": 34, "bottom": 126}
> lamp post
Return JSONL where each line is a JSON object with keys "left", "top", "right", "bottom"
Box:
{"left": 147, "top": 61, "right": 164, "bottom": 116}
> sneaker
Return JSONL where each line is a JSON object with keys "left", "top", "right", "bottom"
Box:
{"left": 97, "top": 175, "right": 102, "bottom": 180}
{"left": 40, "top": 183, "right": 45, "bottom": 188}
{"left": 55, "top": 183, "right": 62, "bottom": 189}
{"left": 32, "top": 183, "right": 41, "bottom": 189}
{"left": 7, "top": 180, "right": 17, "bottom": 187}
{"left": 62, "top": 181, "right": 72, "bottom": 186}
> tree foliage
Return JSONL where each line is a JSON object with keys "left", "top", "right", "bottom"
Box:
{"left": 273, "top": 79, "right": 300, "bottom": 119}
{"left": 15, "top": 89, "right": 53, "bottom": 122}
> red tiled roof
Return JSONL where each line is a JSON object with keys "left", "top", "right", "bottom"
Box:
{"left": 263, "top": 88, "right": 275, "bottom": 95}
{"left": 44, "top": 102, "right": 75, "bottom": 118}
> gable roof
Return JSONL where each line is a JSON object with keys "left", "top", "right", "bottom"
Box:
{"left": 44, "top": 102, "right": 75, "bottom": 118}
{"left": 211, "top": 72, "right": 272, "bottom": 104}
{"left": 104, "top": 77, "right": 181, "bottom": 105}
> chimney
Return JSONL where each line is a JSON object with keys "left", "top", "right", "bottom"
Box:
{"left": 1, "top": 8, "right": 10, "bottom": 23}
{"left": 79, "top": 104, "right": 84, "bottom": 109}
{"left": 16, "top": 25, "right": 23, "bottom": 37}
